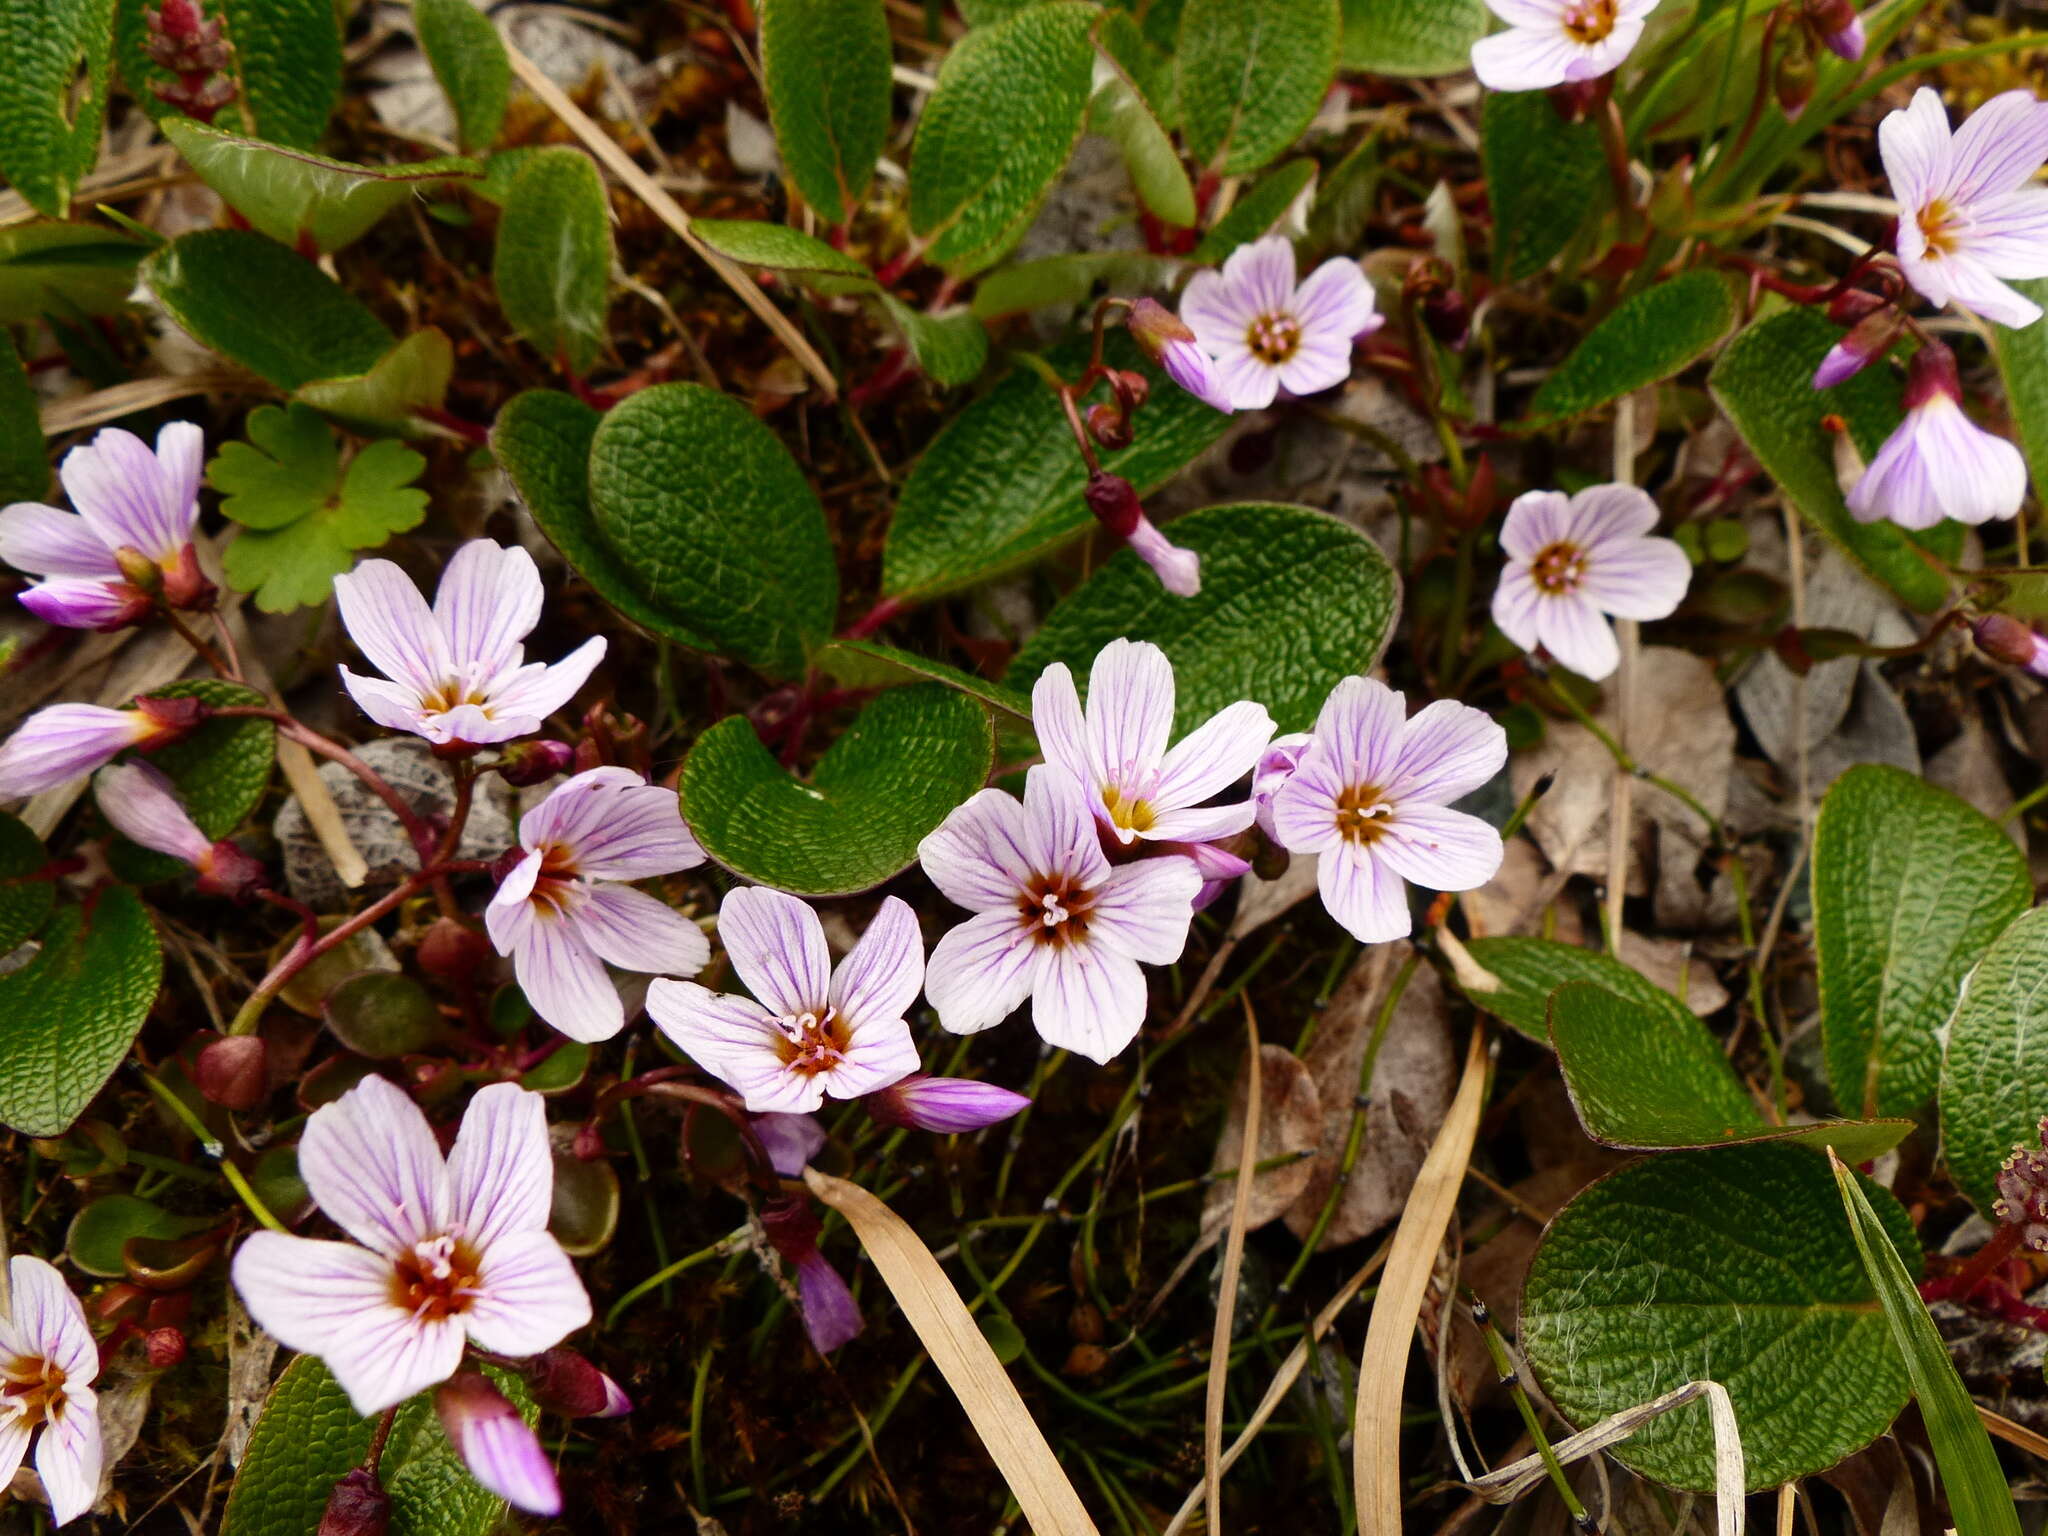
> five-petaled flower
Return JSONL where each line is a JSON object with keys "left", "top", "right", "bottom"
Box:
{"left": 232, "top": 1076, "right": 591, "bottom": 1416}
{"left": 486, "top": 767, "right": 710, "bottom": 1042}
{"left": 647, "top": 887, "right": 923, "bottom": 1114}
{"left": 1490, "top": 484, "right": 1691, "bottom": 681}
{"left": 0, "top": 1256, "right": 102, "bottom": 1527}
{"left": 0, "top": 423, "right": 211, "bottom": 631}
{"left": 333, "top": 538, "right": 606, "bottom": 748}
{"left": 1469, "top": 0, "right": 1660, "bottom": 93}
{"left": 1032, "top": 638, "right": 1275, "bottom": 853}
{"left": 1179, "top": 236, "right": 1380, "bottom": 411}
{"left": 1881, "top": 86, "right": 2048, "bottom": 329}
{"left": 1268, "top": 678, "right": 1508, "bottom": 944}
{"left": 1846, "top": 341, "right": 2028, "bottom": 530}
{"left": 919, "top": 764, "right": 1202, "bottom": 1063}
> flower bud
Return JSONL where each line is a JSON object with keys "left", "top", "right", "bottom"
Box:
{"left": 112, "top": 545, "right": 166, "bottom": 597}
{"left": 417, "top": 916, "right": 495, "bottom": 983}
{"left": 1973, "top": 615, "right": 2048, "bottom": 675}
{"left": 195, "top": 1034, "right": 269, "bottom": 1110}
{"left": 1811, "top": 305, "right": 1904, "bottom": 389}
{"left": 493, "top": 739, "right": 575, "bottom": 788}
{"left": 1126, "top": 297, "right": 1196, "bottom": 357}
{"left": 160, "top": 543, "right": 215, "bottom": 611}
{"left": 1902, "top": 338, "right": 1963, "bottom": 409}
{"left": 865, "top": 1074, "right": 1031, "bottom": 1134}
{"left": 1109, "top": 368, "right": 1150, "bottom": 411}
{"left": 1773, "top": 41, "right": 1816, "bottom": 121}
{"left": 317, "top": 1469, "right": 391, "bottom": 1536}
{"left": 145, "top": 1326, "right": 187, "bottom": 1367}
{"left": 1826, "top": 287, "right": 1889, "bottom": 327}
{"left": 198, "top": 839, "right": 268, "bottom": 901}
{"left": 1084, "top": 471, "right": 1143, "bottom": 539}
{"left": 1803, "top": 0, "right": 1864, "bottom": 59}
{"left": 523, "top": 1347, "right": 632, "bottom": 1419}
{"left": 1084, "top": 401, "right": 1133, "bottom": 451}
{"left": 132, "top": 692, "right": 210, "bottom": 742}
{"left": 436, "top": 1373, "right": 561, "bottom": 1515}
{"left": 1127, "top": 517, "right": 1201, "bottom": 597}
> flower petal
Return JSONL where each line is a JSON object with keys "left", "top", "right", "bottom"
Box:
{"left": 434, "top": 540, "right": 543, "bottom": 677}
{"left": 925, "top": 909, "right": 1036, "bottom": 1034}
{"left": 463, "top": 1228, "right": 592, "bottom": 1358}
{"left": 1290, "top": 256, "right": 1377, "bottom": 342}
{"left": 518, "top": 768, "right": 702, "bottom": 878}
{"left": 447, "top": 1083, "right": 554, "bottom": 1253}
{"left": 795, "top": 1252, "right": 863, "bottom": 1353}
{"left": 1152, "top": 699, "right": 1276, "bottom": 811}
{"left": 1879, "top": 87, "right": 1953, "bottom": 219}
{"left": 1563, "top": 482, "right": 1660, "bottom": 545}
{"left": 1387, "top": 698, "right": 1509, "bottom": 805}
{"left": 1267, "top": 745, "right": 1347, "bottom": 853}
{"left": 822, "top": 1018, "right": 920, "bottom": 1099}
{"left": 35, "top": 1394, "right": 102, "bottom": 1527}
{"left": 299, "top": 1074, "right": 449, "bottom": 1256}
{"left": 513, "top": 916, "right": 628, "bottom": 1042}
{"left": 481, "top": 638, "right": 609, "bottom": 732}
{"left": 1029, "top": 661, "right": 1091, "bottom": 789}
{"left": 1082, "top": 638, "right": 1175, "bottom": 793}
{"left": 0, "top": 1257, "right": 96, "bottom": 1385}
{"left": 919, "top": 786, "right": 1038, "bottom": 911}
{"left": 1499, "top": 489, "right": 1572, "bottom": 560}
{"left": 1220, "top": 235, "right": 1298, "bottom": 319}
{"left": 1317, "top": 842, "right": 1412, "bottom": 943}
{"left": 1470, "top": 26, "right": 1585, "bottom": 92}
{"left": 1088, "top": 857, "right": 1201, "bottom": 965}
{"left": 645, "top": 979, "right": 785, "bottom": 1079}
{"left": 0, "top": 704, "right": 151, "bottom": 798}
{"left": 1311, "top": 675, "right": 1406, "bottom": 788}
{"left": 1375, "top": 802, "right": 1504, "bottom": 893}
{"left": 0, "top": 1419, "right": 29, "bottom": 1512}
{"left": 1028, "top": 943, "right": 1148, "bottom": 1063}
{"left": 828, "top": 895, "right": 924, "bottom": 1034}
{"left": 1179, "top": 268, "right": 1257, "bottom": 355}
{"left": 718, "top": 886, "right": 831, "bottom": 1016}
{"left": 332, "top": 558, "right": 451, "bottom": 697}
{"left": 1143, "top": 800, "right": 1258, "bottom": 842}
{"left": 59, "top": 426, "right": 195, "bottom": 563}
{"left": 337, "top": 667, "right": 430, "bottom": 736}
{"left": 1022, "top": 763, "right": 1113, "bottom": 886}
{"left": 437, "top": 1374, "right": 560, "bottom": 1516}
{"left": 94, "top": 761, "right": 210, "bottom": 865}
{"left": 1943, "top": 88, "right": 2048, "bottom": 203}
{"left": 1534, "top": 591, "right": 1622, "bottom": 679}
{"left": 575, "top": 883, "right": 710, "bottom": 977}
{"left": 0, "top": 503, "right": 119, "bottom": 580}
{"left": 1577, "top": 534, "right": 1692, "bottom": 620}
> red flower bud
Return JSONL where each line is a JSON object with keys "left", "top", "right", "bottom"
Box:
{"left": 493, "top": 739, "right": 575, "bottom": 788}
{"left": 1084, "top": 402, "right": 1133, "bottom": 451}
{"left": 417, "top": 917, "right": 494, "bottom": 983}
{"left": 317, "top": 1469, "right": 391, "bottom": 1536}
{"left": 523, "top": 1347, "right": 632, "bottom": 1418}
{"left": 195, "top": 1035, "right": 269, "bottom": 1110}
{"left": 145, "top": 1326, "right": 187, "bottom": 1367}
{"left": 1084, "top": 472, "right": 1143, "bottom": 539}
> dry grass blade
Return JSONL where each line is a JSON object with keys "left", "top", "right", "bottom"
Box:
{"left": 40, "top": 371, "right": 254, "bottom": 436}
{"left": 1979, "top": 1405, "right": 2048, "bottom": 1462}
{"left": 803, "top": 1168, "right": 1100, "bottom": 1536}
{"left": 1206, "top": 1006, "right": 1263, "bottom": 1532}
{"left": 1353, "top": 1022, "right": 1489, "bottom": 1532}
{"left": 503, "top": 44, "right": 840, "bottom": 401}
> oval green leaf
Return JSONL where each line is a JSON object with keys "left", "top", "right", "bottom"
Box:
{"left": 1177, "top": 0, "right": 1338, "bottom": 175}
{"left": 1522, "top": 1144, "right": 1915, "bottom": 1492}
{"left": 1527, "top": 269, "right": 1737, "bottom": 422}
{"left": 1453, "top": 934, "right": 1691, "bottom": 1043}
{"left": 1940, "top": 905, "right": 2048, "bottom": 1216}
{"left": 0, "top": 810, "right": 54, "bottom": 954}
{"left": 414, "top": 0, "right": 511, "bottom": 151}
{"left": 124, "top": 677, "right": 277, "bottom": 850}
{"left": 67, "top": 1192, "right": 211, "bottom": 1278}
{"left": 1990, "top": 277, "right": 2048, "bottom": 498}
{"left": 296, "top": 327, "right": 456, "bottom": 438}
{"left": 1483, "top": 90, "right": 1606, "bottom": 282}
{"left": 876, "top": 294, "right": 989, "bottom": 387}
{"left": 0, "top": 0, "right": 115, "bottom": 217}
{"left": 1341, "top": 0, "right": 1487, "bottom": 74}
{"left": 681, "top": 683, "right": 993, "bottom": 895}
{"left": 814, "top": 638, "right": 1032, "bottom": 719}
{"left": 1091, "top": 13, "right": 1196, "bottom": 228}
{"left": 691, "top": 217, "right": 878, "bottom": 296}
{"left": 1007, "top": 502, "right": 1399, "bottom": 736}
{"left": 1190, "top": 157, "right": 1317, "bottom": 265}
{"left": 0, "top": 220, "right": 147, "bottom": 324}
{"left": 494, "top": 146, "right": 614, "bottom": 377}
{"left": 220, "top": 0, "right": 343, "bottom": 149}
{"left": 1813, "top": 763, "right": 2030, "bottom": 1119}
{"left": 758, "top": 0, "right": 892, "bottom": 225}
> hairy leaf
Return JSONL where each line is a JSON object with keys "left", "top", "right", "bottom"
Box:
{"left": 0, "top": 0, "right": 115, "bottom": 216}
{"left": 414, "top": 0, "right": 511, "bottom": 151}
{"left": 495, "top": 146, "right": 614, "bottom": 377}
{"left": 1939, "top": 906, "right": 2048, "bottom": 1216}
{"left": 1177, "top": 0, "right": 1339, "bottom": 175}
{"left": 1483, "top": 90, "right": 1605, "bottom": 282}
{"left": 1528, "top": 270, "right": 1737, "bottom": 421}
{"left": 758, "top": 0, "right": 892, "bottom": 224}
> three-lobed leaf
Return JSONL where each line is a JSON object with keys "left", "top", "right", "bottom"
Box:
{"left": 495, "top": 146, "right": 614, "bottom": 377}
{"left": 1939, "top": 905, "right": 2048, "bottom": 1216}
{"left": 757, "top": 0, "right": 893, "bottom": 225}
{"left": 1176, "top": 0, "right": 1339, "bottom": 175}
{"left": 0, "top": 0, "right": 115, "bottom": 217}
{"left": 414, "top": 0, "right": 512, "bottom": 151}
{"left": 1813, "top": 763, "right": 2030, "bottom": 1119}
{"left": 1527, "top": 270, "right": 1737, "bottom": 422}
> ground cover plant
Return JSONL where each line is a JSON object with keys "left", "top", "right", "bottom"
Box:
{"left": 1, "top": 0, "right": 2048, "bottom": 1530}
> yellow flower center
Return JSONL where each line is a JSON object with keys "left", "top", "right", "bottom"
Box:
{"left": 1333, "top": 784, "right": 1394, "bottom": 846}
{"left": 1, "top": 1359, "right": 67, "bottom": 1428}
{"left": 1246, "top": 312, "right": 1302, "bottom": 365}
{"left": 775, "top": 1007, "right": 850, "bottom": 1076}
{"left": 1530, "top": 540, "right": 1589, "bottom": 595}
{"left": 1917, "top": 198, "right": 1959, "bottom": 257}
{"left": 1101, "top": 784, "right": 1156, "bottom": 833}
{"left": 1562, "top": 0, "right": 1617, "bottom": 43}
{"left": 391, "top": 1234, "right": 484, "bottom": 1321}
{"left": 420, "top": 680, "right": 494, "bottom": 716}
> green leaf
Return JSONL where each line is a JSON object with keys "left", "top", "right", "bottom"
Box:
{"left": 1483, "top": 90, "right": 1605, "bottom": 282}
{"left": 414, "top": 0, "right": 511, "bottom": 151}
{"left": 1339, "top": 0, "right": 1486, "bottom": 74}
{"left": 221, "top": 0, "right": 342, "bottom": 149}
{"left": 1527, "top": 270, "right": 1737, "bottom": 422}
{"left": 144, "top": 230, "right": 393, "bottom": 391}
{"left": 881, "top": 333, "right": 1232, "bottom": 601}
{"left": 132, "top": 679, "right": 276, "bottom": 838}
{"left": 814, "top": 638, "right": 1032, "bottom": 718}
{"left": 908, "top": 2, "right": 1098, "bottom": 275}
{"left": 66, "top": 1193, "right": 211, "bottom": 1277}
{"left": 1814, "top": 763, "right": 2030, "bottom": 1119}
{"left": 0, "top": 887, "right": 161, "bottom": 1138}
{"left": 968, "top": 251, "right": 1183, "bottom": 322}
{"left": 210, "top": 405, "right": 429, "bottom": 611}
{"left": 1091, "top": 12, "right": 1196, "bottom": 228}
{"left": 1454, "top": 934, "right": 1696, "bottom": 1044}
{"left": 1548, "top": 981, "right": 1911, "bottom": 1160}
{"left": 0, "top": 330, "right": 49, "bottom": 505}
{"left": 1830, "top": 1152, "right": 2023, "bottom": 1536}
{"left": 758, "top": 0, "right": 892, "bottom": 225}
{"left": 1989, "top": 277, "right": 2048, "bottom": 498}
{"left": 494, "top": 146, "right": 614, "bottom": 376}
{"left": 1177, "top": 0, "right": 1338, "bottom": 175}
{"left": 691, "top": 217, "right": 878, "bottom": 296}
{"left": 1190, "top": 157, "right": 1317, "bottom": 265}
{"left": 0, "top": 811, "right": 54, "bottom": 954}
{"left": 682, "top": 683, "right": 994, "bottom": 895}
{"left": 0, "top": 221, "right": 146, "bottom": 323}
{"left": 876, "top": 295, "right": 989, "bottom": 387}
{"left": 162, "top": 118, "right": 480, "bottom": 255}
{"left": 1939, "top": 905, "right": 2048, "bottom": 1216}
{"left": 295, "top": 327, "right": 456, "bottom": 437}
{"left": 0, "top": 0, "right": 114, "bottom": 217}
{"left": 587, "top": 383, "right": 839, "bottom": 679}
{"left": 1008, "top": 502, "right": 1400, "bottom": 736}
{"left": 1521, "top": 1144, "right": 1915, "bottom": 1493}
{"left": 1709, "top": 309, "right": 1956, "bottom": 613}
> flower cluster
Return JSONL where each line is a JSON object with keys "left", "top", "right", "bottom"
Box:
{"left": 1994, "top": 1115, "right": 2048, "bottom": 1254}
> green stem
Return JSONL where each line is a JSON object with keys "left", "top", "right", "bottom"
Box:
{"left": 1470, "top": 1296, "right": 1590, "bottom": 1528}
{"left": 604, "top": 1230, "right": 746, "bottom": 1329}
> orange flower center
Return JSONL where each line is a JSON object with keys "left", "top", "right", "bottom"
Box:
{"left": 1, "top": 1359, "right": 67, "bottom": 1428}
{"left": 1334, "top": 784, "right": 1394, "bottom": 846}
{"left": 1917, "top": 198, "right": 1959, "bottom": 257}
{"left": 1562, "top": 0, "right": 1618, "bottom": 42}
{"left": 1101, "top": 784, "right": 1156, "bottom": 833}
{"left": 390, "top": 1235, "right": 484, "bottom": 1322}
{"left": 1245, "top": 312, "right": 1302, "bottom": 365}
{"left": 1018, "top": 875, "right": 1095, "bottom": 948}
{"left": 1529, "top": 540, "right": 1589, "bottom": 595}
{"left": 775, "top": 1006, "right": 851, "bottom": 1076}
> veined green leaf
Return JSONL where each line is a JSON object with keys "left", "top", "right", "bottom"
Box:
{"left": 758, "top": 0, "right": 892, "bottom": 225}
{"left": 0, "top": 331, "right": 48, "bottom": 504}
{"left": 1989, "top": 276, "right": 2048, "bottom": 497}
{"left": 414, "top": 0, "right": 511, "bottom": 151}
{"left": 0, "top": 221, "right": 146, "bottom": 324}
{"left": 813, "top": 639, "right": 1032, "bottom": 718}
{"left": 1483, "top": 90, "right": 1605, "bottom": 282}
{"left": 1176, "top": 0, "right": 1339, "bottom": 175}
{"left": 1939, "top": 906, "right": 2048, "bottom": 1216}
{"left": 0, "top": 812, "right": 54, "bottom": 956}
{"left": 691, "top": 218, "right": 878, "bottom": 296}
{"left": 1340, "top": 0, "right": 1487, "bottom": 74}
{"left": 1527, "top": 270, "right": 1738, "bottom": 422}
{"left": 494, "top": 146, "right": 614, "bottom": 377}
{"left": 0, "top": 0, "right": 115, "bottom": 216}
{"left": 221, "top": 0, "right": 343, "bottom": 148}
{"left": 295, "top": 327, "right": 456, "bottom": 437}
{"left": 1091, "top": 11, "right": 1196, "bottom": 227}
{"left": 1191, "top": 158, "right": 1316, "bottom": 265}
{"left": 875, "top": 295, "right": 988, "bottom": 387}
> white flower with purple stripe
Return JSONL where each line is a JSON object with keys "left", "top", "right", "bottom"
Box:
{"left": 437, "top": 1373, "right": 559, "bottom": 1516}
{"left": 1847, "top": 341, "right": 2027, "bottom": 530}
{"left": 1469, "top": 0, "right": 1660, "bottom": 92}
{"left": 1882, "top": 87, "right": 2048, "bottom": 329}
{"left": 0, "top": 423, "right": 207, "bottom": 631}
{"left": 0, "top": 1256, "right": 101, "bottom": 1527}
{"left": 919, "top": 764, "right": 1202, "bottom": 1063}
{"left": 0, "top": 703, "right": 188, "bottom": 800}
{"left": 1180, "top": 236, "right": 1380, "bottom": 411}
{"left": 231, "top": 1077, "right": 591, "bottom": 1417}
{"left": 334, "top": 539, "right": 606, "bottom": 748}
{"left": 486, "top": 767, "right": 710, "bottom": 1042}
{"left": 1490, "top": 484, "right": 1691, "bottom": 681}
{"left": 647, "top": 888, "right": 923, "bottom": 1114}
{"left": 1269, "top": 679, "right": 1507, "bottom": 945}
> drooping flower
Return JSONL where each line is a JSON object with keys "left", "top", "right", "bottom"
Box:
{"left": 0, "top": 1256, "right": 102, "bottom": 1527}
{"left": 1084, "top": 471, "right": 1202, "bottom": 597}
{"left": 1804, "top": 0, "right": 1864, "bottom": 61}
{"left": 758, "top": 1199, "right": 862, "bottom": 1354}
{"left": 1811, "top": 301, "right": 1905, "bottom": 389}
{"left": 1269, "top": 678, "right": 1507, "bottom": 945}
{"left": 1126, "top": 297, "right": 1234, "bottom": 413}
{"left": 865, "top": 1074, "right": 1032, "bottom": 1133}
{"left": 1179, "top": 235, "right": 1380, "bottom": 411}
{"left": 333, "top": 539, "right": 606, "bottom": 749}
{"left": 0, "top": 698, "right": 204, "bottom": 799}
{"left": 231, "top": 1077, "right": 591, "bottom": 1416}
{"left": 1973, "top": 614, "right": 2048, "bottom": 677}
{"left": 1881, "top": 87, "right": 2048, "bottom": 329}
{"left": 436, "top": 1373, "right": 559, "bottom": 1516}
{"left": 486, "top": 768, "right": 708, "bottom": 1041}
{"left": 919, "top": 764, "right": 1202, "bottom": 1063}
{"left": 0, "top": 423, "right": 210, "bottom": 631}
{"left": 647, "top": 888, "right": 923, "bottom": 1114}
{"left": 94, "top": 761, "right": 264, "bottom": 897}
{"left": 1490, "top": 484, "right": 1691, "bottom": 681}
{"left": 1846, "top": 342, "right": 2027, "bottom": 529}
{"left": 752, "top": 1112, "right": 827, "bottom": 1177}
{"left": 522, "top": 1346, "right": 631, "bottom": 1419}
{"left": 1469, "top": 0, "right": 1661, "bottom": 93}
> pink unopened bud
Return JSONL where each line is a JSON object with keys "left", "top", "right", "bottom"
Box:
{"left": 1126, "top": 297, "right": 1196, "bottom": 356}
{"left": 1803, "top": 0, "right": 1864, "bottom": 58}
{"left": 1973, "top": 615, "right": 2048, "bottom": 675}
{"left": 113, "top": 545, "right": 165, "bottom": 597}
{"left": 1812, "top": 305, "right": 1905, "bottom": 389}
{"left": 195, "top": 1034, "right": 269, "bottom": 1110}
{"left": 865, "top": 1074, "right": 1031, "bottom": 1134}
{"left": 132, "top": 692, "right": 209, "bottom": 744}
{"left": 1826, "top": 287, "right": 1889, "bottom": 327}
{"left": 1128, "top": 516, "right": 1202, "bottom": 597}
{"left": 436, "top": 1373, "right": 561, "bottom": 1515}
{"left": 1993, "top": 1115, "right": 2048, "bottom": 1253}
{"left": 145, "top": 1326, "right": 187, "bottom": 1367}
{"left": 493, "top": 739, "right": 575, "bottom": 787}
{"left": 317, "top": 1469, "right": 391, "bottom": 1536}
{"left": 417, "top": 917, "right": 495, "bottom": 983}
{"left": 1084, "top": 471, "right": 1142, "bottom": 538}
{"left": 523, "top": 1347, "right": 632, "bottom": 1419}
{"left": 1774, "top": 42, "right": 1816, "bottom": 120}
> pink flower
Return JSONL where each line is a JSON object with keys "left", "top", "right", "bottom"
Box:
{"left": 1032, "top": 638, "right": 1274, "bottom": 853}
{"left": 1469, "top": 0, "right": 1660, "bottom": 92}
{"left": 1846, "top": 342, "right": 2027, "bottom": 529}
{"left": 486, "top": 768, "right": 710, "bottom": 1042}
{"left": 646, "top": 888, "right": 923, "bottom": 1114}
{"left": 1251, "top": 733, "right": 1311, "bottom": 839}
{"left": 333, "top": 539, "right": 606, "bottom": 748}
{"left": 865, "top": 1073, "right": 1031, "bottom": 1133}
{"left": 759, "top": 1199, "right": 862, "bottom": 1353}
{"left": 0, "top": 1257, "right": 102, "bottom": 1527}
{"left": 1180, "top": 236, "right": 1380, "bottom": 410}
{"left": 919, "top": 764, "right": 1202, "bottom": 1063}
{"left": 1269, "top": 678, "right": 1507, "bottom": 944}
{"left": 1973, "top": 614, "right": 2048, "bottom": 677}
{"left": 0, "top": 701, "right": 195, "bottom": 799}
{"left": 0, "top": 423, "right": 209, "bottom": 630}
{"left": 752, "top": 1112, "right": 827, "bottom": 1176}
{"left": 231, "top": 1077, "right": 591, "bottom": 1416}
{"left": 436, "top": 1373, "right": 559, "bottom": 1515}
{"left": 1490, "top": 484, "right": 1691, "bottom": 681}
{"left": 1127, "top": 297, "right": 1234, "bottom": 413}
{"left": 1083, "top": 471, "right": 1202, "bottom": 597}
{"left": 93, "top": 761, "right": 265, "bottom": 897}
{"left": 1882, "top": 87, "right": 2048, "bottom": 329}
